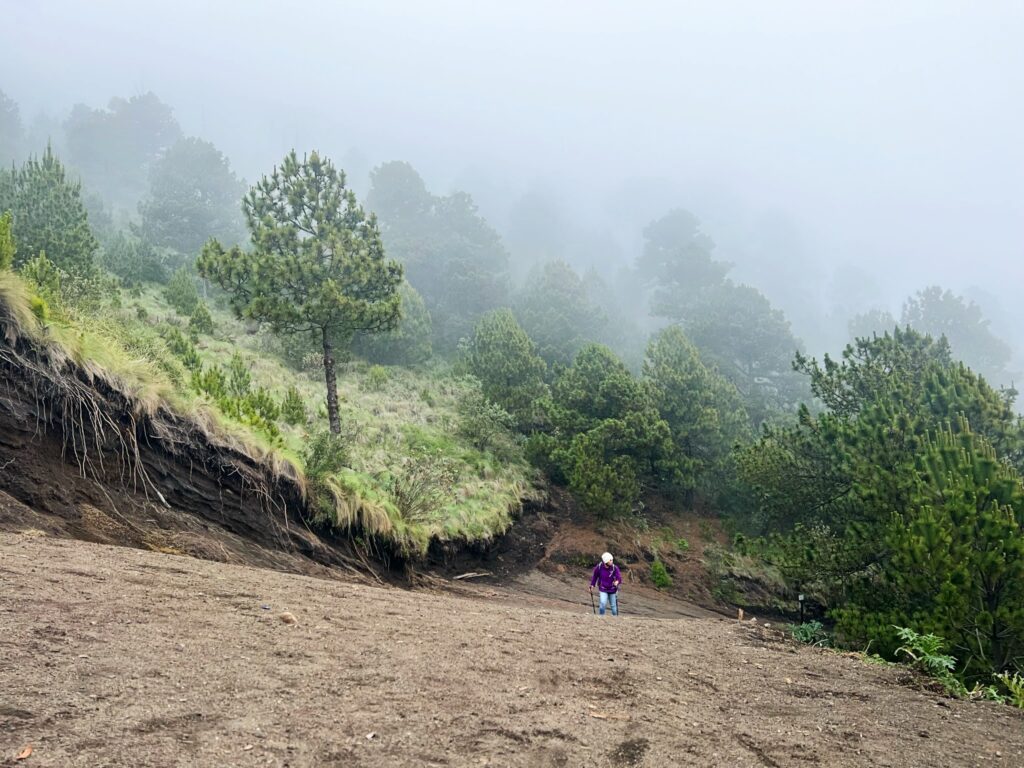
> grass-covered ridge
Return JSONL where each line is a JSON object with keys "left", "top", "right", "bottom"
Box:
{"left": 1, "top": 270, "right": 537, "bottom": 557}
{"left": 129, "top": 284, "right": 538, "bottom": 555}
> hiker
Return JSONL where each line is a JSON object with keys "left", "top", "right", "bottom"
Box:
{"left": 589, "top": 552, "right": 621, "bottom": 616}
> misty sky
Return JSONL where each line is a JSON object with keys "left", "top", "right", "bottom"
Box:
{"left": 4, "top": 1, "right": 1023, "bottom": 347}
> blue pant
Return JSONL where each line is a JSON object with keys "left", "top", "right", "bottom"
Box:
{"left": 599, "top": 590, "right": 618, "bottom": 616}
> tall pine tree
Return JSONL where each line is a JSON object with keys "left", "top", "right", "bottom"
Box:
{"left": 198, "top": 151, "right": 402, "bottom": 434}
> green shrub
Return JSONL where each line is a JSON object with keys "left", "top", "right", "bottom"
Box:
{"left": 364, "top": 364, "right": 390, "bottom": 391}
{"left": 99, "top": 232, "right": 168, "bottom": 285}
{"left": 280, "top": 386, "right": 307, "bottom": 426}
{"left": 29, "top": 294, "right": 49, "bottom": 322}
{"left": 302, "top": 430, "right": 350, "bottom": 495}
{"left": 464, "top": 308, "right": 547, "bottom": 426}
{"left": 189, "top": 301, "right": 215, "bottom": 335}
{"left": 994, "top": 671, "right": 1024, "bottom": 708}
{"left": 456, "top": 384, "right": 516, "bottom": 453}
{"left": 163, "top": 266, "right": 199, "bottom": 315}
{"left": 163, "top": 326, "right": 202, "bottom": 371}
{"left": 789, "top": 621, "right": 831, "bottom": 647}
{"left": 226, "top": 352, "right": 251, "bottom": 397}
{"left": 0, "top": 211, "right": 14, "bottom": 270}
{"left": 378, "top": 454, "right": 457, "bottom": 523}
{"left": 651, "top": 560, "right": 672, "bottom": 590}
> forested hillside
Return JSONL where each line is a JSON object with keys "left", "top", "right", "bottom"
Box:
{"left": 0, "top": 83, "right": 1021, "bottom": 705}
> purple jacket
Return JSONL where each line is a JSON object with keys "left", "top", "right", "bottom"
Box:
{"left": 590, "top": 562, "right": 621, "bottom": 593}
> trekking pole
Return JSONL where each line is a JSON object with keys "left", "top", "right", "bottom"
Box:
{"left": 590, "top": 589, "right": 597, "bottom": 615}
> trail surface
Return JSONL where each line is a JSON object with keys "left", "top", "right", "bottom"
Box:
{"left": 2, "top": 533, "right": 1021, "bottom": 768}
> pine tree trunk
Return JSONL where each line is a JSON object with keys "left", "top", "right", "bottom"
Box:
{"left": 321, "top": 329, "right": 341, "bottom": 435}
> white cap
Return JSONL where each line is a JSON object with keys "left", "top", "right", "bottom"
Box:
{"left": 601, "top": 552, "right": 613, "bottom": 564}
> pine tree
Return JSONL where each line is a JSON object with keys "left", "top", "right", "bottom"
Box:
{"left": 835, "top": 422, "right": 1024, "bottom": 680}
{"left": 0, "top": 145, "right": 98, "bottom": 276}
{"left": 513, "top": 260, "right": 608, "bottom": 366}
{"left": 198, "top": 151, "right": 402, "bottom": 434}
{"left": 138, "top": 137, "right": 247, "bottom": 255}
{"left": 464, "top": 308, "right": 547, "bottom": 427}
{"left": 643, "top": 326, "right": 752, "bottom": 493}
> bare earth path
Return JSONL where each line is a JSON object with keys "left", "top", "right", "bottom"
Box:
{"left": 1, "top": 533, "right": 1021, "bottom": 767}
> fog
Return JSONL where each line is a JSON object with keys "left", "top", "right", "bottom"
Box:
{"left": 4, "top": 0, "right": 1024, "bottom": 357}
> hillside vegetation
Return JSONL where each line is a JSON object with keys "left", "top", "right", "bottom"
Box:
{"left": 0, "top": 94, "right": 1022, "bottom": 703}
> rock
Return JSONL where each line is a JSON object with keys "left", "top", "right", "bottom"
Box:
{"left": 279, "top": 612, "right": 298, "bottom": 625}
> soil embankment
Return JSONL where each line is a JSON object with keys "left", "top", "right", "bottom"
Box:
{"left": 0, "top": 293, "right": 375, "bottom": 581}
{"left": 2, "top": 532, "right": 1022, "bottom": 768}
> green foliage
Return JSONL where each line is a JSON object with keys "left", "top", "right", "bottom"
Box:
{"left": 514, "top": 260, "right": 608, "bottom": 366}
{"left": 138, "top": 137, "right": 247, "bottom": 255}
{"left": 198, "top": 150, "right": 402, "bottom": 435}
{"left": 364, "top": 365, "right": 390, "bottom": 392}
{"left": 636, "top": 209, "right": 728, "bottom": 309}
{"left": 681, "top": 282, "right": 808, "bottom": 426}
{"left": 847, "top": 308, "right": 897, "bottom": 341}
{"left": 0, "top": 145, "right": 98, "bottom": 277}
{"left": 903, "top": 286, "right": 1013, "bottom": 387}
{"left": 226, "top": 352, "right": 252, "bottom": 398}
{"left": 530, "top": 344, "right": 677, "bottom": 516}
{"left": 0, "top": 211, "right": 14, "bottom": 270}
{"left": 352, "top": 281, "right": 432, "bottom": 365}
{"left": 456, "top": 383, "right": 516, "bottom": 454}
{"left": 789, "top": 621, "right": 831, "bottom": 647}
{"left": 189, "top": 301, "right": 215, "bottom": 336}
{"left": 378, "top": 454, "right": 457, "bottom": 524}
{"left": 163, "top": 326, "right": 202, "bottom": 371}
{"left": 650, "top": 559, "right": 672, "bottom": 589}
{"left": 636, "top": 210, "right": 806, "bottom": 424}
{"left": 163, "top": 266, "right": 200, "bottom": 315}
{"left": 993, "top": 671, "right": 1024, "bottom": 708}
{"left": 18, "top": 252, "right": 65, "bottom": 314}
{"left": 741, "top": 328, "right": 1024, "bottom": 682}
{"left": 566, "top": 431, "right": 640, "bottom": 517}
{"left": 894, "top": 626, "right": 957, "bottom": 678}
{"left": 643, "top": 326, "right": 752, "bottom": 496}
{"left": 99, "top": 231, "right": 168, "bottom": 286}
{"left": 367, "top": 161, "right": 508, "bottom": 352}
{"left": 464, "top": 309, "right": 547, "bottom": 427}
{"left": 280, "top": 386, "right": 307, "bottom": 426}
{"left": 302, "top": 430, "right": 351, "bottom": 517}
{"left": 834, "top": 425, "right": 1024, "bottom": 681}
{"left": 188, "top": 353, "right": 279, "bottom": 441}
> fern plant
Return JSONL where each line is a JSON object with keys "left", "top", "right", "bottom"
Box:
{"left": 894, "top": 626, "right": 957, "bottom": 677}
{"left": 994, "top": 671, "right": 1024, "bottom": 708}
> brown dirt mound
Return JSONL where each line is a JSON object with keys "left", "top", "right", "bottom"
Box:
{"left": 2, "top": 532, "right": 1021, "bottom": 767}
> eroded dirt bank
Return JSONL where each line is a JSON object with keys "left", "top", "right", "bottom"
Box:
{"left": 2, "top": 532, "right": 1021, "bottom": 768}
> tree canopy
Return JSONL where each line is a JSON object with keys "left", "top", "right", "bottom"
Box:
{"left": 367, "top": 161, "right": 509, "bottom": 352}
{"left": 902, "top": 286, "right": 1014, "bottom": 387}
{"left": 0, "top": 145, "right": 98, "bottom": 276}
{"left": 198, "top": 150, "right": 402, "bottom": 433}
{"left": 138, "top": 137, "right": 247, "bottom": 255}
{"left": 64, "top": 92, "right": 182, "bottom": 209}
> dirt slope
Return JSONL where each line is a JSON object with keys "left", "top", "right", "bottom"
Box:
{"left": 2, "top": 533, "right": 1021, "bottom": 768}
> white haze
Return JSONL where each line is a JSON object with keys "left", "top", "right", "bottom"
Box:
{"left": 4, "top": 0, "right": 1023, "bottom": 355}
